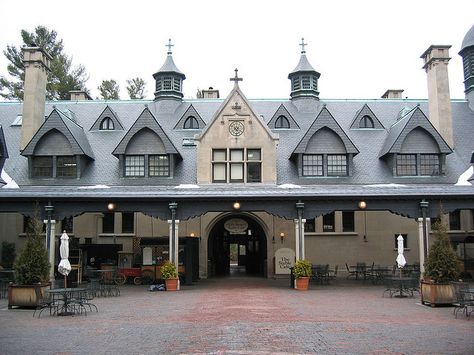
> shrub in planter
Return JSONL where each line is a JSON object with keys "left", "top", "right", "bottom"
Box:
{"left": 160, "top": 261, "right": 179, "bottom": 291}
{"left": 293, "top": 259, "right": 312, "bottom": 290}
{"left": 421, "top": 219, "right": 460, "bottom": 306}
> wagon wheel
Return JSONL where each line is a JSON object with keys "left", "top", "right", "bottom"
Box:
{"left": 133, "top": 277, "right": 142, "bottom": 285}
{"left": 115, "top": 273, "right": 127, "bottom": 285}
{"left": 141, "top": 270, "right": 155, "bottom": 285}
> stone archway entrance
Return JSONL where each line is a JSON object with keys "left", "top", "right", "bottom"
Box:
{"left": 207, "top": 214, "right": 267, "bottom": 277}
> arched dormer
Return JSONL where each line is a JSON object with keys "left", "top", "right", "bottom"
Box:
{"left": 22, "top": 108, "right": 94, "bottom": 179}
{"left": 292, "top": 107, "right": 358, "bottom": 178}
{"left": 90, "top": 105, "right": 124, "bottom": 131}
{"left": 379, "top": 107, "right": 452, "bottom": 176}
{"left": 174, "top": 104, "right": 205, "bottom": 130}
{"left": 112, "top": 107, "right": 181, "bottom": 178}
{"left": 268, "top": 104, "right": 299, "bottom": 130}
{"left": 350, "top": 104, "right": 384, "bottom": 130}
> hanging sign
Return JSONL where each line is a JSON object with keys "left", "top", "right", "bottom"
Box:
{"left": 224, "top": 218, "right": 248, "bottom": 234}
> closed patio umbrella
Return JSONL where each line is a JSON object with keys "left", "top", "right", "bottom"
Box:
{"left": 58, "top": 231, "right": 72, "bottom": 288}
{"left": 396, "top": 234, "right": 407, "bottom": 271}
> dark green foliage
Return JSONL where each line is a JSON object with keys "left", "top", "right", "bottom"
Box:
{"left": 126, "top": 77, "right": 146, "bottom": 99}
{"left": 0, "top": 25, "right": 89, "bottom": 100}
{"left": 1, "top": 242, "right": 16, "bottom": 268}
{"left": 293, "top": 259, "right": 312, "bottom": 278}
{"left": 98, "top": 79, "right": 120, "bottom": 100}
{"left": 424, "top": 220, "right": 459, "bottom": 283}
{"left": 14, "top": 209, "right": 50, "bottom": 285}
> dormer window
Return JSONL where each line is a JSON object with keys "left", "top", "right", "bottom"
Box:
{"left": 100, "top": 117, "right": 114, "bottom": 130}
{"left": 184, "top": 116, "right": 199, "bottom": 129}
{"left": 359, "top": 115, "right": 374, "bottom": 129}
{"left": 32, "top": 155, "right": 78, "bottom": 178}
{"left": 396, "top": 153, "right": 441, "bottom": 176}
{"left": 302, "top": 154, "right": 348, "bottom": 177}
{"left": 275, "top": 115, "right": 290, "bottom": 129}
{"left": 33, "top": 156, "right": 53, "bottom": 178}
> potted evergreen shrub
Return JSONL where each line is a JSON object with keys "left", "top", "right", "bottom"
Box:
{"left": 421, "top": 219, "right": 460, "bottom": 307}
{"left": 293, "top": 259, "right": 312, "bottom": 291}
{"left": 8, "top": 207, "right": 51, "bottom": 309}
{"left": 160, "top": 261, "right": 179, "bottom": 291}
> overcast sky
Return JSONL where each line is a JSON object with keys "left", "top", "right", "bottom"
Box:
{"left": 0, "top": 0, "right": 473, "bottom": 101}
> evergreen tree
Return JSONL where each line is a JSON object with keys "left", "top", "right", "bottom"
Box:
{"left": 98, "top": 79, "right": 120, "bottom": 100}
{"left": 424, "top": 219, "right": 460, "bottom": 283}
{"left": 14, "top": 207, "right": 50, "bottom": 284}
{"left": 0, "top": 25, "right": 89, "bottom": 100}
{"left": 126, "top": 77, "right": 146, "bottom": 99}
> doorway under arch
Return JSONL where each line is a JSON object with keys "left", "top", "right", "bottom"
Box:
{"left": 207, "top": 214, "right": 267, "bottom": 277}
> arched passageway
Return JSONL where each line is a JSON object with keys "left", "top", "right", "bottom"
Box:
{"left": 207, "top": 214, "right": 267, "bottom": 277}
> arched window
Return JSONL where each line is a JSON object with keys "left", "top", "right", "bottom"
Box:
{"left": 184, "top": 116, "right": 199, "bottom": 129}
{"left": 275, "top": 115, "right": 290, "bottom": 129}
{"left": 100, "top": 117, "right": 114, "bottom": 130}
{"left": 359, "top": 115, "right": 374, "bottom": 129}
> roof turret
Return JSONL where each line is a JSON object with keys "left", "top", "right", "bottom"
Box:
{"left": 153, "top": 39, "right": 186, "bottom": 101}
{"left": 288, "top": 38, "right": 320, "bottom": 100}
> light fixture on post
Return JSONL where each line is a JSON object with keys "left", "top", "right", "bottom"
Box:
{"left": 358, "top": 200, "right": 368, "bottom": 242}
{"left": 169, "top": 202, "right": 178, "bottom": 266}
{"left": 280, "top": 232, "right": 285, "bottom": 243}
{"left": 233, "top": 201, "right": 241, "bottom": 210}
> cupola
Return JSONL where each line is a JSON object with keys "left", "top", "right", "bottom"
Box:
{"left": 459, "top": 24, "right": 474, "bottom": 109}
{"left": 153, "top": 39, "right": 186, "bottom": 101}
{"left": 288, "top": 38, "right": 320, "bottom": 100}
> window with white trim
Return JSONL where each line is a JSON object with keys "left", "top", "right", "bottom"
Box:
{"left": 212, "top": 148, "right": 261, "bottom": 183}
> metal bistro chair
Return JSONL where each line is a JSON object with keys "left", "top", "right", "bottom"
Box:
{"left": 451, "top": 281, "right": 474, "bottom": 319}
{"left": 327, "top": 265, "right": 338, "bottom": 283}
{"left": 345, "top": 263, "right": 357, "bottom": 279}
{"left": 33, "top": 285, "right": 58, "bottom": 318}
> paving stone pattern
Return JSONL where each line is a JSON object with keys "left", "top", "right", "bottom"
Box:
{"left": 0, "top": 278, "right": 473, "bottom": 355}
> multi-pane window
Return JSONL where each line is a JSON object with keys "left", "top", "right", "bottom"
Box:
{"left": 302, "top": 76, "right": 311, "bottom": 89}
{"left": 342, "top": 211, "right": 355, "bottom": 232}
{"left": 323, "top": 212, "right": 335, "bottom": 232}
{"left": 327, "top": 155, "right": 347, "bottom": 176}
{"left": 359, "top": 115, "right": 374, "bottom": 128}
{"left": 33, "top": 156, "right": 53, "bottom": 178}
{"left": 125, "top": 155, "right": 145, "bottom": 177}
{"left": 183, "top": 116, "right": 199, "bottom": 129}
{"left": 163, "top": 77, "right": 172, "bottom": 90}
{"left": 102, "top": 212, "right": 114, "bottom": 233}
{"left": 57, "top": 156, "right": 76, "bottom": 178}
{"left": 212, "top": 148, "right": 261, "bottom": 183}
{"left": 122, "top": 212, "right": 134, "bottom": 233}
{"left": 275, "top": 115, "right": 290, "bottom": 129}
{"left": 149, "top": 155, "right": 169, "bottom": 177}
{"left": 420, "top": 154, "right": 440, "bottom": 176}
{"left": 396, "top": 154, "right": 417, "bottom": 176}
{"left": 61, "top": 216, "right": 74, "bottom": 234}
{"left": 396, "top": 154, "right": 441, "bottom": 176}
{"left": 304, "top": 218, "right": 315, "bottom": 233}
{"left": 449, "top": 210, "right": 461, "bottom": 231}
{"left": 394, "top": 234, "right": 408, "bottom": 249}
{"left": 100, "top": 117, "right": 114, "bottom": 130}
{"left": 212, "top": 149, "right": 227, "bottom": 182}
{"left": 302, "top": 154, "right": 323, "bottom": 176}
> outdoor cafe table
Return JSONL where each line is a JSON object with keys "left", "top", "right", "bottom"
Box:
{"left": 386, "top": 276, "right": 415, "bottom": 298}
{"left": 47, "top": 288, "right": 86, "bottom": 316}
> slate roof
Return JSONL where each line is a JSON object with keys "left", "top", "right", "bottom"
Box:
{"left": 0, "top": 94, "right": 473, "bottom": 190}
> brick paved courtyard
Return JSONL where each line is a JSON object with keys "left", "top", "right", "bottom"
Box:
{"left": 0, "top": 277, "right": 473, "bottom": 355}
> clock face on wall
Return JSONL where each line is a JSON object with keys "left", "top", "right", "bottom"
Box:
{"left": 229, "top": 121, "right": 245, "bottom": 136}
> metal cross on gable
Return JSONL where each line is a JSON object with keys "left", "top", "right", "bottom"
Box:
{"left": 166, "top": 38, "right": 174, "bottom": 55}
{"left": 300, "top": 37, "right": 307, "bottom": 54}
{"left": 230, "top": 68, "right": 243, "bottom": 85}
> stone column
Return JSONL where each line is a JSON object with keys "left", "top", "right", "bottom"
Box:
{"left": 417, "top": 217, "right": 430, "bottom": 274}
{"left": 294, "top": 218, "right": 306, "bottom": 260}
{"left": 167, "top": 219, "right": 180, "bottom": 268}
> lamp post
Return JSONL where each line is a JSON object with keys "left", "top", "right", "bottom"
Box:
{"left": 295, "top": 201, "right": 304, "bottom": 260}
{"left": 169, "top": 202, "right": 178, "bottom": 266}
{"left": 420, "top": 200, "right": 429, "bottom": 258}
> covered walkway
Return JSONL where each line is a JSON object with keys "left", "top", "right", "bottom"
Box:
{"left": 1, "top": 278, "right": 473, "bottom": 354}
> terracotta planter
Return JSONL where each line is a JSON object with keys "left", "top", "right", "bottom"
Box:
{"left": 8, "top": 283, "right": 49, "bottom": 309}
{"left": 420, "top": 280, "right": 454, "bottom": 307}
{"left": 165, "top": 278, "right": 179, "bottom": 291}
{"left": 295, "top": 277, "right": 310, "bottom": 291}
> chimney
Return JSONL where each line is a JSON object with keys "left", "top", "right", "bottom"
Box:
{"left": 69, "top": 90, "right": 92, "bottom": 101}
{"left": 420, "top": 45, "right": 453, "bottom": 148}
{"left": 200, "top": 87, "right": 220, "bottom": 99}
{"left": 20, "top": 46, "right": 51, "bottom": 151}
{"left": 381, "top": 89, "right": 404, "bottom": 99}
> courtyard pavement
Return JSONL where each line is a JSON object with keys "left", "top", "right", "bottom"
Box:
{"left": 0, "top": 277, "right": 473, "bottom": 355}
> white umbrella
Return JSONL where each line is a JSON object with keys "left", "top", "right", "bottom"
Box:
{"left": 58, "top": 231, "right": 72, "bottom": 288}
{"left": 396, "top": 234, "right": 407, "bottom": 269}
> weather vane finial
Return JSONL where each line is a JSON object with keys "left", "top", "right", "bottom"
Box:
{"left": 300, "top": 37, "right": 307, "bottom": 54}
{"left": 166, "top": 38, "right": 174, "bottom": 55}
